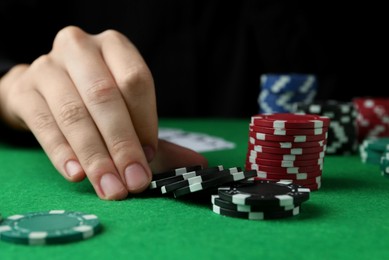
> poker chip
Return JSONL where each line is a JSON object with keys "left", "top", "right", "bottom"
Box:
{"left": 173, "top": 170, "right": 258, "bottom": 198}
{"left": 246, "top": 163, "right": 323, "bottom": 174}
{"left": 218, "top": 180, "right": 310, "bottom": 207}
{"left": 249, "top": 137, "right": 327, "bottom": 148}
{"left": 251, "top": 113, "right": 330, "bottom": 129}
{"left": 249, "top": 150, "right": 325, "bottom": 161}
{"left": 250, "top": 124, "right": 328, "bottom": 136}
{"left": 247, "top": 157, "right": 323, "bottom": 167}
{"left": 245, "top": 113, "right": 329, "bottom": 190}
{"left": 151, "top": 165, "right": 203, "bottom": 180}
{"left": 294, "top": 100, "right": 358, "bottom": 155}
{"left": 258, "top": 73, "right": 317, "bottom": 114}
{"left": 353, "top": 98, "right": 389, "bottom": 142}
{"left": 149, "top": 165, "right": 224, "bottom": 189}
{"left": 212, "top": 204, "right": 300, "bottom": 220}
{"left": 211, "top": 195, "right": 297, "bottom": 213}
{"left": 253, "top": 171, "right": 322, "bottom": 180}
{"left": 359, "top": 137, "right": 389, "bottom": 165}
{"left": 248, "top": 143, "right": 326, "bottom": 155}
{"left": 161, "top": 167, "right": 241, "bottom": 194}
{"left": 249, "top": 131, "right": 328, "bottom": 143}
{"left": 0, "top": 210, "right": 102, "bottom": 245}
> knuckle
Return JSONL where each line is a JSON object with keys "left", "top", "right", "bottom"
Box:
{"left": 85, "top": 78, "right": 119, "bottom": 105}
{"left": 81, "top": 148, "right": 106, "bottom": 171}
{"left": 31, "top": 111, "right": 56, "bottom": 134}
{"left": 58, "top": 101, "right": 88, "bottom": 127}
{"left": 53, "top": 26, "right": 88, "bottom": 50}
{"left": 110, "top": 136, "right": 136, "bottom": 156}
{"left": 29, "top": 54, "right": 53, "bottom": 72}
{"left": 118, "top": 66, "right": 154, "bottom": 97}
{"left": 100, "top": 29, "right": 123, "bottom": 41}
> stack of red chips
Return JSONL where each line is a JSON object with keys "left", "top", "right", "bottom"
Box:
{"left": 245, "top": 113, "right": 330, "bottom": 191}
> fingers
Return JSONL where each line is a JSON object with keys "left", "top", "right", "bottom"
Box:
{"left": 97, "top": 30, "right": 158, "bottom": 162}
{"left": 2, "top": 63, "right": 86, "bottom": 183}
{"left": 30, "top": 55, "right": 128, "bottom": 200}
{"left": 51, "top": 26, "right": 153, "bottom": 196}
{"left": 1, "top": 26, "right": 204, "bottom": 201}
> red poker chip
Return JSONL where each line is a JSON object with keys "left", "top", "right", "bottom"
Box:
{"left": 249, "top": 137, "right": 327, "bottom": 148}
{"left": 249, "top": 124, "right": 329, "bottom": 136}
{"left": 247, "top": 156, "right": 323, "bottom": 167}
{"left": 247, "top": 143, "right": 327, "bottom": 155}
{"left": 248, "top": 150, "right": 325, "bottom": 161}
{"left": 251, "top": 113, "right": 330, "bottom": 129}
{"left": 247, "top": 169, "right": 322, "bottom": 180}
{"left": 246, "top": 162, "right": 322, "bottom": 174}
{"left": 248, "top": 131, "right": 328, "bottom": 143}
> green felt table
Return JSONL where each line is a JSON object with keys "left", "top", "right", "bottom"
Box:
{"left": 1, "top": 118, "right": 389, "bottom": 260}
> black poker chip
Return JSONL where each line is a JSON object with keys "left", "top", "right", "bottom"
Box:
{"left": 173, "top": 170, "right": 258, "bottom": 198}
{"left": 217, "top": 179, "right": 310, "bottom": 207}
{"left": 211, "top": 195, "right": 299, "bottom": 213}
{"left": 212, "top": 205, "right": 300, "bottom": 220}
{"left": 151, "top": 165, "right": 204, "bottom": 180}
{"left": 161, "top": 167, "right": 241, "bottom": 194}
{"left": 149, "top": 165, "right": 224, "bottom": 189}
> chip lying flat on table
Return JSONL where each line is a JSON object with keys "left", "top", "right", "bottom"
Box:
{"left": 0, "top": 210, "right": 102, "bottom": 245}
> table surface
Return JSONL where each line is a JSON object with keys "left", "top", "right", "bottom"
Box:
{"left": 1, "top": 118, "right": 388, "bottom": 260}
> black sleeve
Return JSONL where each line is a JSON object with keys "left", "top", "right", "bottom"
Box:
{"left": 0, "top": 0, "right": 72, "bottom": 145}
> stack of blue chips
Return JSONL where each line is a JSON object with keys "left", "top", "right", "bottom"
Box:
{"left": 258, "top": 73, "right": 317, "bottom": 114}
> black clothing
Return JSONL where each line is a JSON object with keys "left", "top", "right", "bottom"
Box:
{"left": 0, "top": 0, "right": 386, "bottom": 119}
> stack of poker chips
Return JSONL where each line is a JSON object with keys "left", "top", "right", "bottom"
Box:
{"left": 359, "top": 137, "right": 389, "bottom": 165}
{"left": 258, "top": 73, "right": 317, "bottom": 114}
{"left": 245, "top": 113, "right": 330, "bottom": 191}
{"left": 211, "top": 179, "right": 310, "bottom": 220}
{"left": 148, "top": 165, "right": 310, "bottom": 220}
{"left": 294, "top": 100, "right": 358, "bottom": 155}
{"left": 148, "top": 165, "right": 258, "bottom": 197}
{"left": 353, "top": 98, "right": 389, "bottom": 142}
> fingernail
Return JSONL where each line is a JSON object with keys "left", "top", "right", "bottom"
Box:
{"left": 143, "top": 146, "right": 155, "bottom": 162}
{"left": 100, "top": 173, "right": 126, "bottom": 197}
{"left": 65, "top": 160, "right": 82, "bottom": 177}
{"left": 125, "top": 163, "right": 150, "bottom": 191}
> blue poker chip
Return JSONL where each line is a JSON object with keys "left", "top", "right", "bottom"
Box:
{"left": 260, "top": 73, "right": 317, "bottom": 93}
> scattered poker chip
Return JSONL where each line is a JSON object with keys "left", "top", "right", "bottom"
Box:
{"left": 249, "top": 131, "right": 328, "bottom": 142}
{"left": 161, "top": 167, "right": 241, "bottom": 194}
{"left": 173, "top": 170, "right": 258, "bottom": 198}
{"left": 0, "top": 210, "right": 102, "bottom": 245}
{"left": 218, "top": 180, "right": 310, "bottom": 207}
{"left": 212, "top": 204, "right": 300, "bottom": 220}
{"left": 152, "top": 165, "right": 203, "bottom": 180}
{"left": 149, "top": 165, "right": 224, "bottom": 189}
{"left": 251, "top": 113, "right": 330, "bottom": 129}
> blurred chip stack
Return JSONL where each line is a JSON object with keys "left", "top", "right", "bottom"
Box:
{"left": 353, "top": 98, "right": 389, "bottom": 142}
{"left": 294, "top": 100, "right": 358, "bottom": 155}
{"left": 258, "top": 73, "right": 317, "bottom": 114}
